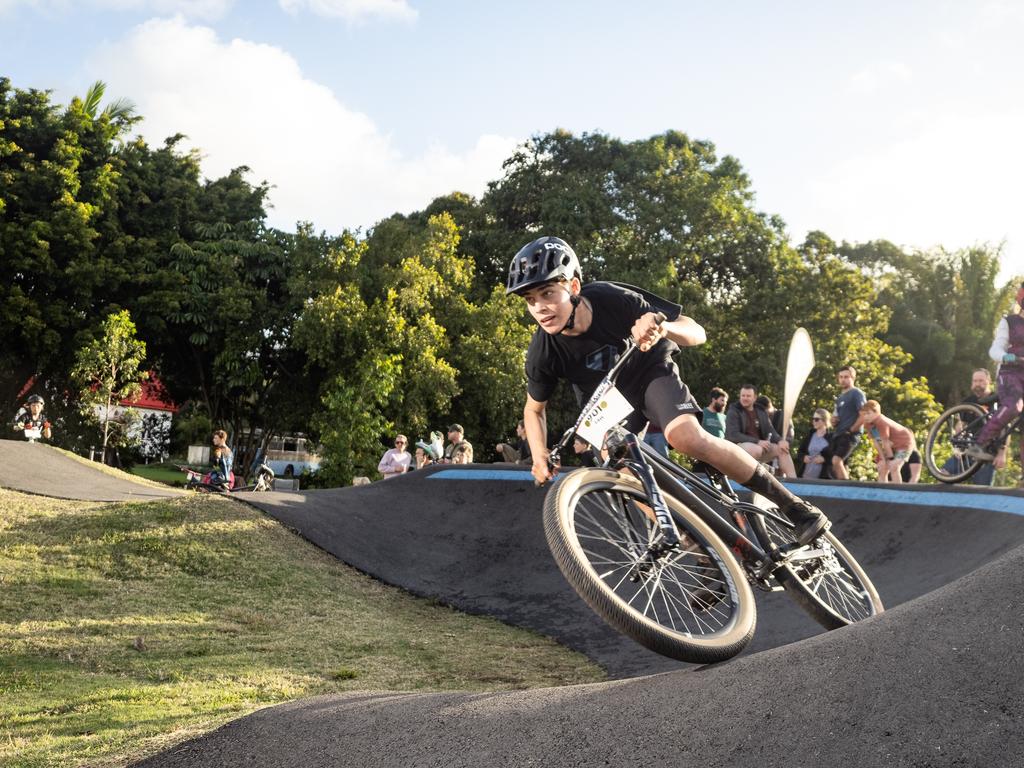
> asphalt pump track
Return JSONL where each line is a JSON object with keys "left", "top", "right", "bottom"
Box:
{"left": 3, "top": 444, "right": 1021, "bottom": 766}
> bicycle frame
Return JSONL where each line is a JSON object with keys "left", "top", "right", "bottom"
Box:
{"left": 549, "top": 335, "right": 810, "bottom": 581}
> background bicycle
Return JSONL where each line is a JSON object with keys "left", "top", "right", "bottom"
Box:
{"left": 924, "top": 401, "right": 1022, "bottom": 483}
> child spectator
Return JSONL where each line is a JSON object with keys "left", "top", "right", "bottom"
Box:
{"left": 854, "top": 400, "right": 916, "bottom": 484}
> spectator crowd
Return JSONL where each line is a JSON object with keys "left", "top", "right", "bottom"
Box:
{"left": 374, "top": 364, "right": 1008, "bottom": 487}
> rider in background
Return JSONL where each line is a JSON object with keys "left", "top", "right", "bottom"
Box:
{"left": 967, "top": 284, "right": 1024, "bottom": 462}
{"left": 11, "top": 394, "right": 51, "bottom": 441}
{"left": 508, "top": 236, "right": 830, "bottom": 546}
{"left": 208, "top": 430, "right": 234, "bottom": 489}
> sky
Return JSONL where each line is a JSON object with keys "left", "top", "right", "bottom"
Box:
{"left": 2, "top": 0, "right": 1023, "bottom": 279}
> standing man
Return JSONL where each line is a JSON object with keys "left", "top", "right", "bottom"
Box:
{"left": 830, "top": 365, "right": 867, "bottom": 480}
{"left": 725, "top": 385, "right": 797, "bottom": 477}
{"left": 701, "top": 387, "right": 728, "bottom": 439}
{"left": 378, "top": 434, "right": 411, "bottom": 479}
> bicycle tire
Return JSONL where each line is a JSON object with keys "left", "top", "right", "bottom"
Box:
{"left": 924, "top": 402, "right": 988, "bottom": 484}
{"left": 759, "top": 513, "right": 884, "bottom": 630}
{"left": 543, "top": 468, "right": 756, "bottom": 663}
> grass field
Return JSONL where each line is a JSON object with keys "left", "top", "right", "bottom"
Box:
{"left": 127, "top": 462, "right": 188, "bottom": 487}
{"left": 0, "top": 489, "right": 604, "bottom": 767}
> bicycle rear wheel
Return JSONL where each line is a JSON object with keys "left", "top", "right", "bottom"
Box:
{"left": 544, "top": 468, "right": 756, "bottom": 663}
{"left": 924, "top": 403, "right": 988, "bottom": 483}
{"left": 759, "top": 513, "right": 883, "bottom": 630}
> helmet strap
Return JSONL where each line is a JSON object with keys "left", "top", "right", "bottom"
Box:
{"left": 561, "top": 294, "right": 582, "bottom": 333}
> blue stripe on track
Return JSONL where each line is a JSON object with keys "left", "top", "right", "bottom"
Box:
{"left": 428, "top": 469, "right": 536, "bottom": 481}
{"left": 776, "top": 481, "right": 1024, "bottom": 516}
{"left": 428, "top": 468, "right": 1024, "bottom": 515}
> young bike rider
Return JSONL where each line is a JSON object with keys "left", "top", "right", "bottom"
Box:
{"left": 11, "top": 394, "right": 51, "bottom": 441}
{"left": 509, "top": 236, "right": 830, "bottom": 546}
{"left": 967, "top": 283, "right": 1024, "bottom": 461}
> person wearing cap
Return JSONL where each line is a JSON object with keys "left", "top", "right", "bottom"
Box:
{"left": 11, "top": 394, "right": 51, "bottom": 441}
{"left": 968, "top": 283, "right": 1024, "bottom": 462}
{"left": 443, "top": 423, "right": 472, "bottom": 463}
{"left": 505, "top": 235, "right": 830, "bottom": 547}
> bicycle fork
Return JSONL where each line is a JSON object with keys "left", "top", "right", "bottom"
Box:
{"left": 617, "top": 434, "right": 680, "bottom": 577}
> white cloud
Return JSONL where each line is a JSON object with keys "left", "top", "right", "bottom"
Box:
{"left": 0, "top": 0, "right": 233, "bottom": 19}
{"left": 278, "top": 0, "right": 416, "bottom": 24}
{"left": 847, "top": 60, "right": 913, "bottom": 95}
{"left": 89, "top": 17, "right": 517, "bottom": 232}
{"left": 790, "top": 108, "right": 1024, "bottom": 279}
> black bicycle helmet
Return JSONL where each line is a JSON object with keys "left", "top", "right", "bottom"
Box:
{"left": 26, "top": 394, "right": 44, "bottom": 405}
{"left": 506, "top": 236, "right": 582, "bottom": 295}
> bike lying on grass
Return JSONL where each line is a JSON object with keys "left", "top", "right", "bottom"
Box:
{"left": 541, "top": 326, "right": 884, "bottom": 663}
{"left": 177, "top": 457, "right": 275, "bottom": 493}
{"left": 923, "top": 396, "right": 1010, "bottom": 484}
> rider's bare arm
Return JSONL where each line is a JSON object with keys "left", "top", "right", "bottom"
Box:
{"left": 631, "top": 312, "right": 705, "bottom": 352}
{"left": 524, "top": 395, "right": 551, "bottom": 484}
{"left": 662, "top": 315, "right": 706, "bottom": 347}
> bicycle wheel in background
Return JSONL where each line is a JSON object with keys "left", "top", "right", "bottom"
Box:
{"left": 543, "top": 468, "right": 756, "bottom": 664}
{"left": 924, "top": 402, "right": 989, "bottom": 483}
{"left": 759, "top": 513, "right": 884, "bottom": 630}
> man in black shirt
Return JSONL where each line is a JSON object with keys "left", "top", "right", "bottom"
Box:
{"left": 508, "top": 236, "right": 829, "bottom": 545}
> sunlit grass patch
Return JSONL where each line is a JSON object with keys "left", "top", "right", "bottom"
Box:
{"left": 0, "top": 488, "right": 603, "bottom": 767}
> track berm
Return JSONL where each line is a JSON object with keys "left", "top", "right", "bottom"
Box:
{"left": 2, "top": 442, "right": 1020, "bottom": 767}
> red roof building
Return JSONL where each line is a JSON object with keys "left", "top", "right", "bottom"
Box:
{"left": 119, "top": 374, "right": 179, "bottom": 413}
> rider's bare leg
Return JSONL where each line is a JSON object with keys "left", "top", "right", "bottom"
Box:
{"left": 663, "top": 415, "right": 829, "bottom": 544}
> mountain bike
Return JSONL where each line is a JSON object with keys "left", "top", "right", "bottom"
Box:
{"left": 923, "top": 397, "right": 1010, "bottom": 483}
{"left": 541, "top": 329, "right": 884, "bottom": 663}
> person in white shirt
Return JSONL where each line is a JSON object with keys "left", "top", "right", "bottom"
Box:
{"left": 377, "top": 434, "right": 411, "bottom": 479}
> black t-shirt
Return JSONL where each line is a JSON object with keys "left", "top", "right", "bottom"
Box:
{"left": 525, "top": 282, "right": 680, "bottom": 406}
{"left": 12, "top": 407, "right": 48, "bottom": 431}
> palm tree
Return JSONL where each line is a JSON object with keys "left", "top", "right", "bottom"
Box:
{"left": 81, "top": 80, "right": 136, "bottom": 122}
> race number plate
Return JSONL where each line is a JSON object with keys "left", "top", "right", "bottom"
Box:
{"left": 576, "top": 386, "right": 634, "bottom": 447}
{"left": 24, "top": 427, "right": 41, "bottom": 440}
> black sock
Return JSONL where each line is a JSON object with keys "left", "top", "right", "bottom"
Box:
{"left": 743, "top": 464, "right": 798, "bottom": 509}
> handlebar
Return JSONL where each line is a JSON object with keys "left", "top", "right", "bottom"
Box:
{"left": 545, "top": 311, "right": 667, "bottom": 476}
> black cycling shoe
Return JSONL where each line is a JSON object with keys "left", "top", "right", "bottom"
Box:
{"left": 784, "top": 501, "right": 831, "bottom": 546}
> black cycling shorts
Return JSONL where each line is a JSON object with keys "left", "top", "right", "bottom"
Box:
{"left": 622, "top": 362, "right": 701, "bottom": 434}
{"left": 830, "top": 431, "right": 862, "bottom": 462}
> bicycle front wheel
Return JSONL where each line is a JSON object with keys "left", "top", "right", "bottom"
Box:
{"left": 924, "top": 402, "right": 989, "bottom": 483}
{"left": 543, "top": 468, "right": 756, "bottom": 664}
{"left": 759, "top": 513, "right": 883, "bottom": 630}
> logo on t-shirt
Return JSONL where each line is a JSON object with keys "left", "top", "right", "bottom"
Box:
{"left": 585, "top": 345, "right": 618, "bottom": 372}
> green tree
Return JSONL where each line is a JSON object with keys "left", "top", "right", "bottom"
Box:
{"left": 70, "top": 310, "right": 147, "bottom": 461}
{"left": 80, "top": 80, "right": 137, "bottom": 123}
{"left": 0, "top": 78, "right": 131, "bottom": 404}
{"left": 480, "top": 129, "right": 783, "bottom": 305}
{"left": 839, "top": 240, "right": 1015, "bottom": 407}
